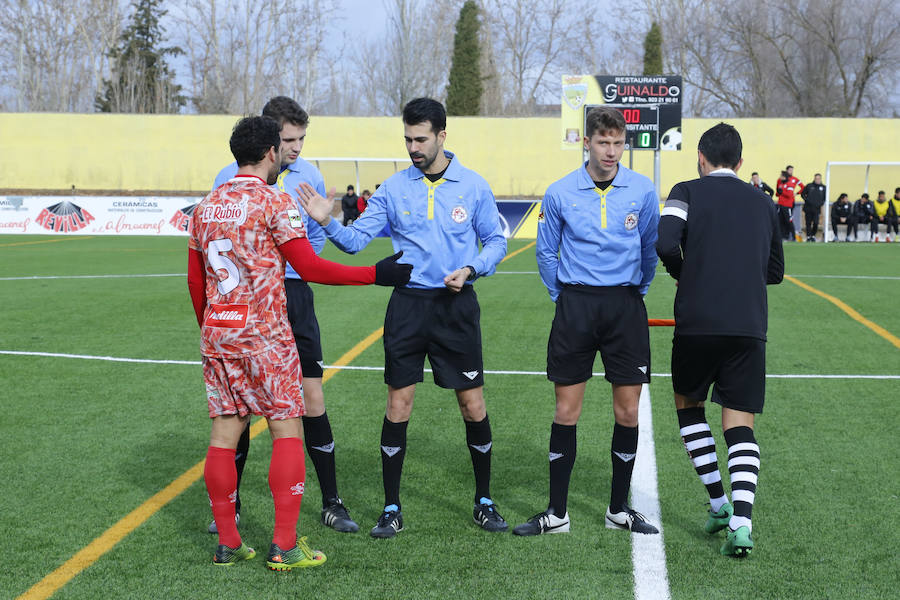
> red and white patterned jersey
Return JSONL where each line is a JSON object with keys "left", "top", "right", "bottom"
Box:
{"left": 189, "top": 175, "right": 307, "bottom": 358}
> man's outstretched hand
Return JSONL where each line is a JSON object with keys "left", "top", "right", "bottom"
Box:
{"left": 296, "top": 182, "right": 336, "bottom": 225}
{"left": 375, "top": 251, "right": 412, "bottom": 287}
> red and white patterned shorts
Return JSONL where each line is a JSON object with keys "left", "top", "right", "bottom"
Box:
{"left": 203, "top": 340, "right": 304, "bottom": 420}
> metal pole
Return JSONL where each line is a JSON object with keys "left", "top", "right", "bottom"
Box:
{"left": 864, "top": 164, "right": 870, "bottom": 196}
{"left": 654, "top": 150, "right": 661, "bottom": 199}
{"left": 824, "top": 162, "right": 831, "bottom": 243}
{"left": 355, "top": 161, "right": 360, "bottom": 195}
{"left": 629, "top": 147, "right": 633, "bottom": 170}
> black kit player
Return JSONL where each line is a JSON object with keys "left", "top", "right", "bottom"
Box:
{"left": 656, "top": 122, "right": 784, "bottom": 557}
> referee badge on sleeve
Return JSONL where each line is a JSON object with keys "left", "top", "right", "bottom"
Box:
{"left": 624, "top": 212, "right": 638, "bottom": 230}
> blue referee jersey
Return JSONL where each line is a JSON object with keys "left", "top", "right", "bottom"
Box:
{"left": 322, "top": 151, "right": 507, "bottom": 289}
{"left": 536, "top": 162, "right": 659, "bottom": 301}
{"left": 213, "top": 157, "right": 326, "bottom": 279}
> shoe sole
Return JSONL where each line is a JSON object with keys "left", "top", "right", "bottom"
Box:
{"left": 475, "top": 518, "right": 509, "bottom": 532}
{"left": 370, "top": 527, "right": 402, "bottom": 538}
{"left": 512, "top": 521, "right": 570, "bottom": 536}
{"left": 266, "top": 555, "right": 327, "bottom": 571}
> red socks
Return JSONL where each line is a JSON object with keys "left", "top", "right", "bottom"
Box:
{"left": 269, "top": 437, "right": 306, "bottom": 549}
{"left": 204, "top": 446, "right": 241, "bottom": 548}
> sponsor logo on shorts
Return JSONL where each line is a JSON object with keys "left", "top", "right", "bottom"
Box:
{"left": 201, "top": 198, "right": 248, "bottom": 225}
{"left": 205, "top": 303, "right": 249, "bottom": 328}
{"left": 462, "top": 370, "right": 480, "bottom": 380}
{"left": 290, "top": 482, "right": 305, "bottom": 496}
{"left": 451, "top": 205, "right": 468, "bottom": 223}
{"left": 624, "top": 212, "right": 638, "bottom": 230}
{"left": 638, "top": 365, "right": 648, "bottom": 374}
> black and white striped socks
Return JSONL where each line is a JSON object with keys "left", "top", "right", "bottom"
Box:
{"left": 677, "top": 407, "right": 728, "bottom": 513}
{"left": 724, "top": 426, "right": 760, "bottom": 532}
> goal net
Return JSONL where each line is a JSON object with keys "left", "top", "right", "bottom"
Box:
{"left": 824, "top": 162, "right": 900, "bottom": 242}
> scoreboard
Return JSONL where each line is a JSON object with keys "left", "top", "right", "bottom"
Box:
{"left": 584, "top": 103, "right": 659, "bottom": 150}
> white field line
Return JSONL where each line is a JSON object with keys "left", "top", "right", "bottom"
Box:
{"left": 632, "top": 384, "right": 671, "bottom": 600}
{"left": 2, "top": 351, "right": 899, "bottom": 380}
{"left": 492, "top": 271, "right": 900, "bottom": 281}
{"left": 0, "top": 273, "right": 185, "bottom": 281}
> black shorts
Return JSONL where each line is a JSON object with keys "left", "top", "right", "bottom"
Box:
{"left": 547, "top": 285, "right": 650, "bottom": 385}
{"left": 284, "top": 278, "right": 324, "bottom": 378}
{"left": 671, "top": 335, "right": 766, "bottom": 413}
{"left": 383, "top": 286, "right": 483, "bottom": 390}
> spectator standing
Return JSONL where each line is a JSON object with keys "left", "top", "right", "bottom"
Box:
{"left": 341, "top": 185, "right": 360, "bottom": 225}
{"left": 800, "top": 174, "right": 826, "bottom": 242}
{"left": 775, "top": 171, "right": 794, "bottom": 241}
{"left": 358, "top": 189, "right": 371, "bottom": 216}
{"left": 749, "top": 172, "right": 774, "bottom": 197}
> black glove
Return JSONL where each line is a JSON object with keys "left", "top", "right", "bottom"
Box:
{"left": 375, "top": 251, "right": 412, "bottom": 287}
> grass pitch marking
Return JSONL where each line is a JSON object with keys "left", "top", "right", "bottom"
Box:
{"left": 786, "top": 275, "right": 900, "bottom": 350}
{"left": 632, "top": 384, "right": 671, "bottom": 600}
{"left": 0, "top": 236, "right": 96, "bottom": 248}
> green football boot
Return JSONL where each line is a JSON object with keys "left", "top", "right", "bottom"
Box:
{"left": 705, "top": 502, "right": 733, "bottom": 534}
{"left": 720, "top": 526, "right": 754, "bottom": 557}
{"left": 212, "top": 542, "right": 256, "bottom": 566}
{"left": 266, "top": 537, "right": 327, "bottom": 571}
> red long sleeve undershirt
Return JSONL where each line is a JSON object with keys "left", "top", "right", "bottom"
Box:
{"left": 187, "top": 236, "right": 375, "bottom": 327}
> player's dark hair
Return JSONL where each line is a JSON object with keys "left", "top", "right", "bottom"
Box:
{"left": 837, "top": 193, "right": 847, "bottom": 201}
{"left": 230, "top": 116, "right": 281, "bottom": 167}
{"left": 780, "top": 171, "right": 788, "bottom": 179}
{"left": 262, "top": 96, "right": 309, "bottom": 128}
{"left": 347, "top": 185, "right": 354, "bottom": 191}
{"left": 878, "top": 190, "right": 885, "bottom": 195}
{"left": 814, "top": 173, "right": 821, "bottom": 177}
{"left": 402, "top": 97, "right": 446, "bottom": 133}
{"left": 861, "top": 193, "right": 869, "bottom": 199}
{"left": 585, "top": 106, "right": 626, "bottom": 139}
{"left": 698, "top": 122, "right": 742, "bottom": 169}
{"left": 751, "top": 171, "right": 759, "bottom": 176}
{"left": 895, "top": 187, "right": 900, "bottom": 193}
{"left": 786, "top": 165, "right": 793, "bottom": 170}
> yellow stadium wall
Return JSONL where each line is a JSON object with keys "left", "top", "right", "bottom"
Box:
{"left": 1, "top": 113, "right": 897, "bottom": 199}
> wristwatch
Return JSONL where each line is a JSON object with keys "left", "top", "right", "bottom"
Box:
{"left": 465, "top": 265, "right": 477, "bottom": 281}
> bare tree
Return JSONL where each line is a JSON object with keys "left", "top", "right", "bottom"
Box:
{"left": 170, "top": 0, "right": 343, "bottom": 115}
{"left": 481, "top": 0, "right": 590, "bottom": 115}
{"left": 645, "top": 0, "right": 900, "bottom": 117}
{"left": 353, "top": 0, "right": 461, "bottom": 115}
{"left": 0, "top": 0, "right": 121, "bottom": 112}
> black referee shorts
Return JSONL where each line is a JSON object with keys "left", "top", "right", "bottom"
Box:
{"left": 383, "top": 286, "right": 484, "bottom": 390}
{"left": 671, "top": 335, "right": 766, "bottom": 414}
{"left": 284, "top": 278, "right": 324, "bottom": 378}
{"left": 547, "top": 285, "right": 650, "bottom": 386}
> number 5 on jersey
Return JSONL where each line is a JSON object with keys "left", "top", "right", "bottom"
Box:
{"left": 208, "top": 238, "right": 240, "bottom": 295}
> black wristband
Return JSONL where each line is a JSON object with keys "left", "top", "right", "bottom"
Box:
{"left": 465, "top": 265, "right": 477, "bottom": 281}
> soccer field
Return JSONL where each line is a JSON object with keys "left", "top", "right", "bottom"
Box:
{"left": 2, "top": 235, "right": 898, "bottom": 600}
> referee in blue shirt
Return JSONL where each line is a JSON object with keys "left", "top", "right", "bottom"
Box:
{"left": 299, "top": 98, "right": 508, "bottom": 538}
{"left": 211, "top": 96, "right": 359, "bottom": 534}
{"left": 514, "top": 106, "right": 660, "bottom": 536}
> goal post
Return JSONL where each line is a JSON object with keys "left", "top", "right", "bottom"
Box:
{"left": 824, "top": 161, "right": 900, "bottom": 242}
{"left": 305, "top": 157, "right": 410, "bottom": 197}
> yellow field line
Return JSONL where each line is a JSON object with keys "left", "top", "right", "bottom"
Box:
{"left": 0, "top": 236, "right": 95, "bottom": 248}
{"left": 786, "top": 275, "right": 900, "bottom": 349}
{"left": 503, "top": 240, "right": 536, "bottom": 262}
{"left": 19, "top": 243, "right": 534, "bottom": 600}
{"left": 16, "top": 330, "right": 383, "bottom": 600}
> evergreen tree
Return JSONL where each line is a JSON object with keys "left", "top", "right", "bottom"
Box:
{"left": 446, "top": 0, "right": 482, "bottom": 116}
{"left": 96, "top": 0, "right": 185, "bottom": 113}
{"left": 643, "top": 22, "right": 663, "bottom": 76}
